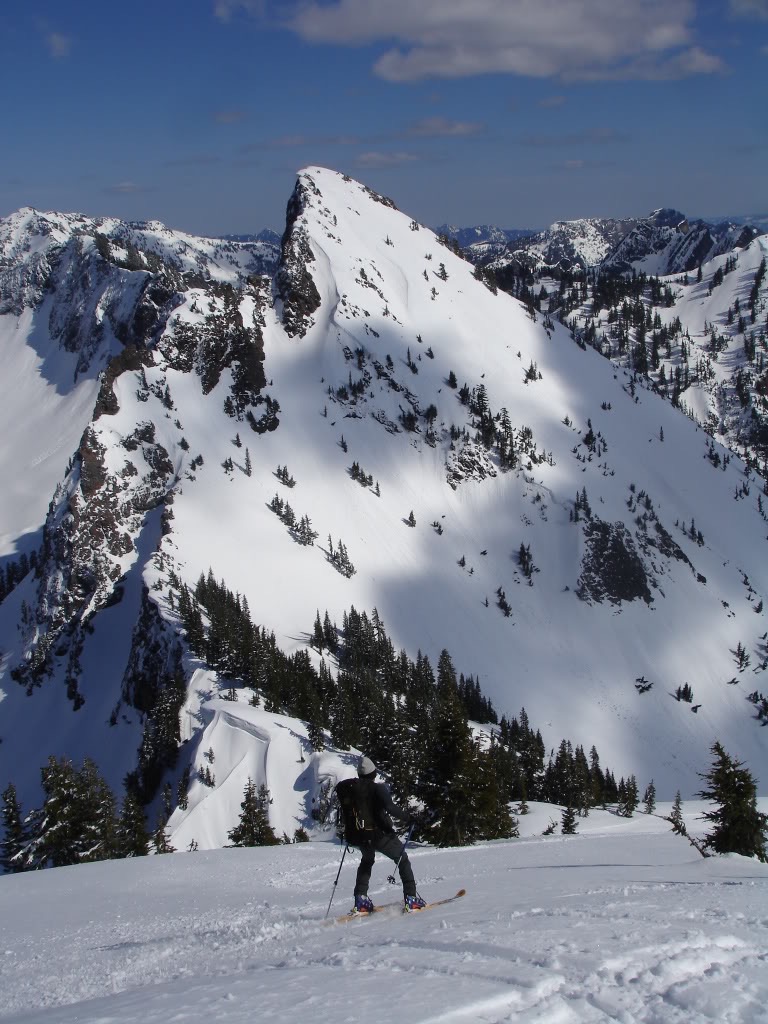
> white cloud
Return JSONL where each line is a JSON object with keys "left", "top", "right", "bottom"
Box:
{"left": 729, "top": 0, "right": 768, "bottom": 18}
{"left": 286, "top": 0, "right": 724, "bottom": 81}
{"left": 407, "top": 117, "right": 483, "bottom": 137}
{"left": 571, "top": 45, "right": 725, "bottom": 80}
{"left": 522, "top": 128, "right": 628, "bottom": 146}
{"left": 214, "top": 0, "right": 265, "bottom": 20}
{"left": 104, "top": 182, "right": 146, "bottom": 195}
{"left": 45, "top": 32, "right": 72, "bottom": 58}
{"left": 354, "top": 151, "right": 418, "bottom": 168}
{"left": 537, "top": 95, "right": 566, "bottom": 108}
{"left": 213, "top": 110, "right": 246, "bottom": 124}
{"left": 267, "top": 133, "right": 364, "bottom": 147}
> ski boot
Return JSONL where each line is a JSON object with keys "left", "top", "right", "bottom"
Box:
{"left": 404, "top": 894, "right": 426, "bottom": 912}
{"left": 353, "top": 894, "right": 374, "bottom": 914}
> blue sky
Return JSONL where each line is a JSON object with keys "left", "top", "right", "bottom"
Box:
{"left": 1, "top": 0, "right": 766, "bottom": 235}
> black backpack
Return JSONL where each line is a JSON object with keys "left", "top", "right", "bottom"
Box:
{"left": 336, "top": 777, "right": 377, "bottom": 845}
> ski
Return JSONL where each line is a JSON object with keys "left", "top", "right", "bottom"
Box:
{"left": 407, "top": 888, "right": 466, "bottom": 914}
{"left": 333, "top": 898, "right": 404, "bottom": 924}
{"left": 333, "top": 888, "right": 465, "bottom": 924}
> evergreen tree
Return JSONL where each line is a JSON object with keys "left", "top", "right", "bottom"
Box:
{"left": 20, "top": 756, "right": 120, "bottom": 868}
{"left": 227, "top": 779, "right": 279, "bottom": 847}
{"left": 589, "top": 746, "right": 604, "bottom": 807}
{"left": 418, "top": 650, "right": 513, "bottom": 845}
{"left": 152, "top": 814, "right": 176, "bottom": 854}
{"left": 322, "top": 610, "right": 337, "bottom": 652}
{"left": 306, "top": 705, "right": 326, "bottom": 752}
{"left": 561, "top": 803, "right": 578, "bottom": 834}
{"left": 312, "top": 610, "right": 324, "bottom": 651}
{"left": 473, "top": 739, "right": 518, "bottom": 840}
{"left": 177, "top": 765, "right": 191, "bottom": 810}
{"left": 28, "top": 756, "right": 82, "bottom": 868}
{"left": 669, "top": 790, "right": 684, "bottom": 830}
{"left": 116, "top": 792, "right": 150, "bottom": 858}
{"left": 643, "top": 779, "right": 657, "bottom": 815}
{"left": 78, "top": 758, "right": 119, "bottom": 862}
{"left": 696, "top": 742, "right": 767, "bottom": 861}
{"left": 1, "top": 783, "right": 26, "bottom": 873}
{"left": 617, "top": 775, "right": 639, "bottom": 817}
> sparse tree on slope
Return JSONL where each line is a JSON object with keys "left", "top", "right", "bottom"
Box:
{"left": 643, "top": 779, "right": 657, "bottom": 815}
{"left": 78, "top": 758, "right": 119, "bottom": 863}
{"left": 1, "top": 783, "right": 26, "bottom": 873}
{"left": 116, "top": 791, "right": 150, "bottom": 858}
{"left": 670, "top": 790, "right": 684, "bottom": 830}
{"left": 228, "top": 779, "right": 279, "bottom": 847}
{"left": 617, "top": 775, "right": 639, "bottom": 817}
{"left": 561, "top": 803, "right": 578, "bottom": 834}
{"left": 696, "top": 742, "right": 767, "bottom": 862}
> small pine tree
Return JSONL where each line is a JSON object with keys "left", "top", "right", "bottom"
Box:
{"left": 696, "top": 742, "right": 767, "bottom": 861}
{"left": 643, "top": 780, "right": 657, "bottom": 814}
{"left": 1, "top": 783, "right": 26, "bottom": 873}
{"left": 116, "top": 791, "right": 150, "bottom": 858}
{"left": 307, "top": 713, "right": 326, "bottom": 753}
{"left": 407, "top": 510, "right": 416, "bottom": 528}
{"left": 618, "top": 775, "right": 639, "bottom": 817}
{"left": 152, "top": 815, "right": 176, "bottom": 855}
{"left": 312, "top": 610, "right": 324, "bottom": 651}
{"left": 561, "top": 804, "right": 578, "bottom": 834}
{"left": 78, "top": 758, "right": 119, "bottom": 862}
{"left": 228, "top": 779, "right": 279, "bottom": 847}
{"left": 176, "top": 766, "right": 191, "bottom": 812}
{"left": 670, "top": 790, "right": 684, "bottom": 830}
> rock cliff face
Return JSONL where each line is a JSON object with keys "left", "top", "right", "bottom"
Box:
{"left": 1, "top": 209, "right": 273, "bottom": 711}
{"left": 578, "top": 520, "right": 653, "bottom": 605}
{"left": 275, "top": 179, "right": 322, "bottom": 338}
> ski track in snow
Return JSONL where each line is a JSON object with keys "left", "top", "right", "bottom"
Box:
{"left": 1, "top": 819, "right": 767, "bottom": 1024}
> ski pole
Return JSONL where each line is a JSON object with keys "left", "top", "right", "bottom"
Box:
{"left": 324, "top": 843, "right": 349, "bottom": 918}
{"left": 388, "top": 821, "right": 415, "bottom": 884}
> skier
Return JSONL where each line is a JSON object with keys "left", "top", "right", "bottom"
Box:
{"left": 337, "top": 755, "right": 425, "bottom": 914}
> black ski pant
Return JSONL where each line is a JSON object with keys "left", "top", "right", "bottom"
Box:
{"left": 354, "top": 832, "right": 416, "bottom": 897}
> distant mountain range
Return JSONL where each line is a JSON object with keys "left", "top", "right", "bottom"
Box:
{"left": 433, "top": 224, "right": 538, "bottom": 249}
{"left": 445, "top": 209, "right": 763, "bottom": 277}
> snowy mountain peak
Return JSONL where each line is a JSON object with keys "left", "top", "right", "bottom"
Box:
{"left": 0, "top": 167, "right": 767, "bottom": 860}
{"left": 648, "top": 208, "right": 688, "bottom": 228}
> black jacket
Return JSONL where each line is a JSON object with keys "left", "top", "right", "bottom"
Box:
{"left": 369, "top": 780, "right": 410, "bottom": 835}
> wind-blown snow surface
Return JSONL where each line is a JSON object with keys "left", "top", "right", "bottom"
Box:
{"left": 1, "top": 805, "right": 767, "bottom": 1024}
{"left": 0, "top": 167, "right": 766, "bottom": 828}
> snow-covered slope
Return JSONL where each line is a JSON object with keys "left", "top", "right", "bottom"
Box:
{"left": 1, "top": 804, "right": 767, "bottom": 1023}
{"left": 0, "top": 169, "right": 766, "bottom": 846}
{"left": 563, "top": 231, "right": 768, "bottom": 478}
